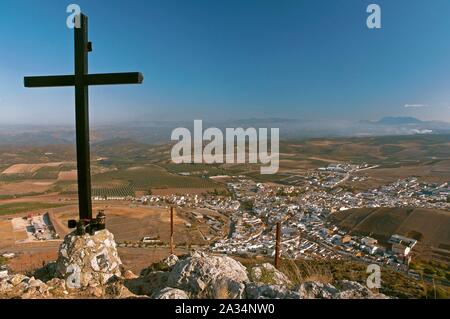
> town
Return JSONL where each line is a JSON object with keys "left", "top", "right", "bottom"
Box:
{"left": 120, "top": 163, "right": 449, "bottom": 281}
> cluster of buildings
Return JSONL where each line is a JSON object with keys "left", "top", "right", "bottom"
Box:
{"left": 11, "top": 213, "right": 59, "bottom": 242}
{"left": 282, "top": 163, "right": 374, "bottom": 188}
{"left": 125, "top": 163, "right": 448, "bottom": 274}
{"left": 135, "top": 193, "right": 241, "bottom": 215}
{"left": 208, "top": 167, "right": 447, "bottom": 270}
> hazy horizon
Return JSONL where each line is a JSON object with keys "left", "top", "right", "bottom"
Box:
{"left": 1, "top": 0, "right": 450, "bottom": 125}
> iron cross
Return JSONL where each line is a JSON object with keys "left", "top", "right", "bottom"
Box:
{"left": 24, "top": 14, "right": 143, "bottom": 223}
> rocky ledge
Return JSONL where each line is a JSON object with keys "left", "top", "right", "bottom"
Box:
{"left": 0, "top": 243, "right": 388, "bottom": 299}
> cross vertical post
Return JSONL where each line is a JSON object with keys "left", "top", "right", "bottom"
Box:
{"left": 75, "top": 14, "right": 92, "bottom": 221}
{"left": 23, "top": 12, "right": 144, "bottom": 235}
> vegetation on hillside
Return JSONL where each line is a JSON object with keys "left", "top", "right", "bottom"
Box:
{"left": 238, "top": 256, "right": 449, "bottom": 299}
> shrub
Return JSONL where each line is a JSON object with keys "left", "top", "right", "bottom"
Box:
{"left": 423, "top": 267, "right": 436, "bottom": 275}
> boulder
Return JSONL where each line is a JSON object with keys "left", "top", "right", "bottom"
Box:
{"left": 335, "top": 280, "right": 388, "bottom": 299}
{"left": 163, "top": 254, "right": 179, "bottom": 269}
{"left": 167, "top": 251, "right": 248, "bottom": 299}
{"left": 297, "top": 281, "right": 339, "bottom": 299}
{"left": 55, "top": 229, "right": 122, "bottom": 289}
{"left": 140, "top": 254, "right": 179, "bottom": 275}
{"left": 295, "top": 280, "right": 388, "bottom": 299}
{"left": 153, "top": 287, "right": 189, "bottom": 299}
{"left": 245, "top": 282, "right": 301, "bottom": 299}
{"left": 248, "top": 263, "right": 292, "bottom": 286}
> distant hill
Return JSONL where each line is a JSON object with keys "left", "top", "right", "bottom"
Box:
{"left": 2, "top": 116, "right": 450, "bottom": 144}
{"left": 377, "top": 117, "right": 423, "bottom": 125}
{"left": 0, "top": 132, "right": 73, "bottom": 146}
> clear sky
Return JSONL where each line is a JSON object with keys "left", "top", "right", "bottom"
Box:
{"left": 1, "top": 0, "right": 450, "bottom": 125}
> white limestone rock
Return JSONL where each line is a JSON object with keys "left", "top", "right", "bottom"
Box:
{"left": 248, "top": 263, "right": 292, "bottom": 286}
{"left": 55, "top": 229, "right": 122, "bottom": 289}
{"left": 153, "top": 287, "right": 189, "bottom": 299}
{"left": 167, "top": 251, "right": 249, "bottom": 299}
{"left": 245, "top": 282, "right": 301, "bottom": 299}
{"left": 334, "top": 280, "right": 388, "bottom": 299}
{"left": 297, "top": 281, "right": 339, "bottom": 299}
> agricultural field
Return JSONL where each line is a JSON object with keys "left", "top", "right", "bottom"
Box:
{"left": 0, "top": 134, "right": 449, "bottom": 204}
{"left": 0, "top": 202, "right": 226, "bottom": 274}
{"left": 0, "top": 180, "right": 55, "bottom": 197}
{"left": 92, "top": 184, "right": 136, "bottom": 198}
{"left": 0, "top": 202, "right": 69, "bottom": 216}
{"left": 0, "top": 220, "right": 15, "bottom": 250}
{"left": 57, "top": 170, "right": 77, "bottom": 181}
{"left": 51, "top": 203, "right": 222, "bottom": 246}
{"left": 162, "top": 163, "right": 227, "bottom": 176}
{"left": 1, "top": 162, "right": 63, "bottom": 175}
{"left": 92, "top": 165, "right": 225, "bottom": 193}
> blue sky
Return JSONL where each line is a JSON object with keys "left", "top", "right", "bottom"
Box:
{"left": 1, "top": 0, "right": 450, "bottom": 125}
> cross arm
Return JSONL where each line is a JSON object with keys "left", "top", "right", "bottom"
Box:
{"left": 87, "top": 72, "right": 144, "bottom": 85}
{"left": 24, "top": 72, "right": 143, "bottom": 88}
{"left": 24, "top": 75, "right": 75, "bottom": 87}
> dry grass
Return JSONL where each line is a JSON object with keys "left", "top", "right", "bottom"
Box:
{"left": 279, "top": 259, "right": 332, "bottom": 284}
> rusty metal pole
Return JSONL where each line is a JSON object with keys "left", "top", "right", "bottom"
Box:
{"left": 275, "top": 222, "right": 281, "bottom": 269}
{"left": 170, "top": 206, "right": 174, "bottom": 255}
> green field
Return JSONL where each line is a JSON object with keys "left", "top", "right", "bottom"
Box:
{"left": 92, "top": 165, "right": 221, "bottom": 191}
{"left": 0, "top": 202, "right": 69, "bottom": 216}
{"left": 92, "top": 184, "right": 136, "bottom": 198}
{"left": 31, "top": 166, "right": 60, "bottom": 179}
{"left": 162, "top": 163, "right": 226, "bottom": 176}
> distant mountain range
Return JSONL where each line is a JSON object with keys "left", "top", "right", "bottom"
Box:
{"left": 0, "top": 116, "right": 449, "bottom": 145}
{"left": 376, "top": 116, "right": 424, "bottom": 125}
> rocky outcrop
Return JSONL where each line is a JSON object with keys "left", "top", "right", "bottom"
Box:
{"left": 0, "top": 242, "right": 389, "bottom": 299}
{"left": 153, "top": 287, "right": 189, "bottom": 299}
{"left": 246, "top": 282, "right": 301, "bottom": 299}
{"left": 334, "top": 280, "right": 388, "bottom": 299}
{"left": 140, "top": 254, "right": 179, "bottom": 275}
{"left": 0, "top": 274, "right": 55, "bottom": 299}
{"left": 245, "top": 262, "right": 299, "bottom": 299}
{"left": 167, "top": 251, "right": 248, "bottom": 299}
{"left": 297, "top": 281, "right": 339, "bottom": 299}
{"left": 55, "top": 230, "right": 122, "bottom": 289}
{"left": 248, "top": 263, "right": 292, "bottom": 286}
